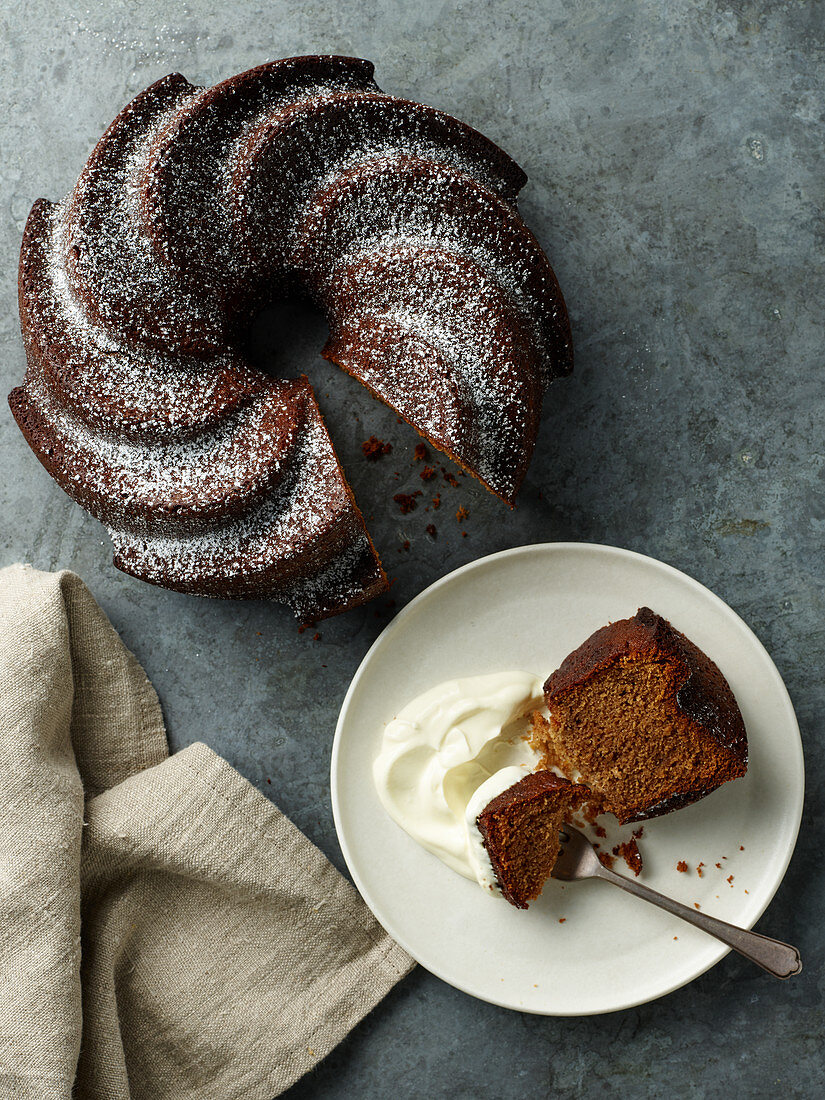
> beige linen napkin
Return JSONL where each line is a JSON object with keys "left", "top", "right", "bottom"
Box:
{"left": 0, "top": 564, "right": 412, "bottom": 1100}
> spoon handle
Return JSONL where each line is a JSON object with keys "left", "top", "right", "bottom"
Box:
{"left": 594, "top": 864, "right": 801, "bottom": 979}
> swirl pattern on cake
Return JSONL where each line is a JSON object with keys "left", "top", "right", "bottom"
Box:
{"left": 10, "top": 56, "right": 572, "bottom": 619}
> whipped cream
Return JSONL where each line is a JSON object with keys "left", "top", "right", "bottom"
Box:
{"left": 372, "top": 672, "right": 543, "bottom": 889}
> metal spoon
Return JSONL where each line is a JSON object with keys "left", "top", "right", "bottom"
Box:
{"left": 551, "top": 827, "right": 801, "bottom": 979}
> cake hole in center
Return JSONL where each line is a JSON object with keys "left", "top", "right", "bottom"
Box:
{"left": 247, "top": 294, "right": 330, "bottom": 382}
{"left": 246, "top": 294, "right": 401, "bottom": 487}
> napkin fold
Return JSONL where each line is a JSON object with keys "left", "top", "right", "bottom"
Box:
{"left": 0, "top": 564, "right": 412, "bottom": 1100}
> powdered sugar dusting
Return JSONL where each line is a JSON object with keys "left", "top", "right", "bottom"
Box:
{"left": 108, "top": 413, "right": 380, "bottom": 617}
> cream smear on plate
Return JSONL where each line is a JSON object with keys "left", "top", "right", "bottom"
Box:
{"left": 372, "top": 672, "right": 544, "bottom": 891}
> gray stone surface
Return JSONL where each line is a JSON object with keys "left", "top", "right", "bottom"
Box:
{"left": 1, "top": 0, "right": 822, "bottom": 1095}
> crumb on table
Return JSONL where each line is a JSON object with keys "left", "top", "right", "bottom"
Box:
{"left": 393, "top": 491, "right": 422, "bottom": 514}
{"left": 361, "top": 435, "right": 392, "bottom": 460}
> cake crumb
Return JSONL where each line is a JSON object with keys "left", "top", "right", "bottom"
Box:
{"left": 696, "top": 862, "right": 705, "bottom": 877}
{"left": 393, "top": 491, "right": 421, "bottom": 514}
{"left": 632, "top": 826, "right": 645, "bottom": 839}
{"left": 582, "top": 802, "right": 601, "bottom": 825}
{"left": 312, "top": 632, "right": 321, "bottom": 641}
{"left": 673, "top": 936, "right": 678, "bottom": 940}
{"left": 426, "top": 524, "right": 437, "bottom": 538}
{"left": 612, "top": 838, "right": 642, "bottom": 876}
{"left": 431, "top": 493, "right": 441, "bottom": 509}
{"left": 694, "top": 902, "right": 701, "bottom": 909}
{"left": 558, "top": 917, "right": 566, "bottom": 923}
{"left": 598, "top": 851, "right": 616, "bottom": 871}
{"left": 413, "top": 443, "right": 428, "bottom": 461}
{"left": 739, "top": 845, "right": 745, "bottom": 850}
{"left": 442, "top": 468, "right": 460, "bottom": 487}
{"left": 594, "top": 825, "right": 606, "bottom": 838}
{"left": 715, "top": 862, "right": 722, "bottom": 869}
{"left": 528, "top": 711, "right": 566, "bottom": 773}
{"left": 361, "top": 435, "right": 392, "bottom": 460}
{"left": 727, "top": 874, "right": 734, "bottom": 886}
{"left": 676, "top": 860, "right": 688, "bottom": 873}
{"left": 456, "top": 505, "right": 470, "bottom": 522}
{"left": 420, "top": 465, "right": 437, "bottom": 481}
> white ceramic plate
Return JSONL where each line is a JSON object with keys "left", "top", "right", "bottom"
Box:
{"left": 331, "top": 544, "right": 804, "bottom": 1015}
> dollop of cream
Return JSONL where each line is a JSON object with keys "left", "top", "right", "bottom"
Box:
{"left": 373, "top": 672, "right": 543, "bottom": 887}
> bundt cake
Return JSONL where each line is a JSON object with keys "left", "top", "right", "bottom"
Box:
{"left": 537, "top": 608, "right": 748, "bottom": 823}
{"left": 473, "top": 771, "right": 587, "bottom": 909}
{"left": 9, "top": 56, "right": 572, "bottom": 619}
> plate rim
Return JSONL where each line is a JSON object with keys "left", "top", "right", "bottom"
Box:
{"left": 330, "top": 541, "right": 805, "bottom": 1015}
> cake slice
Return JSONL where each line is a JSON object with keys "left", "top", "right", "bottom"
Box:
{"left": 537, "top": 607, "right": 748, "bottom": 824}
{"left": 468, "top": 770, "right": 588, "bottom": 909}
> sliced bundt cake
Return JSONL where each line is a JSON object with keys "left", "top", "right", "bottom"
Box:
{"left": 10, "top": 57, "right": 572, "bottom": 618}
